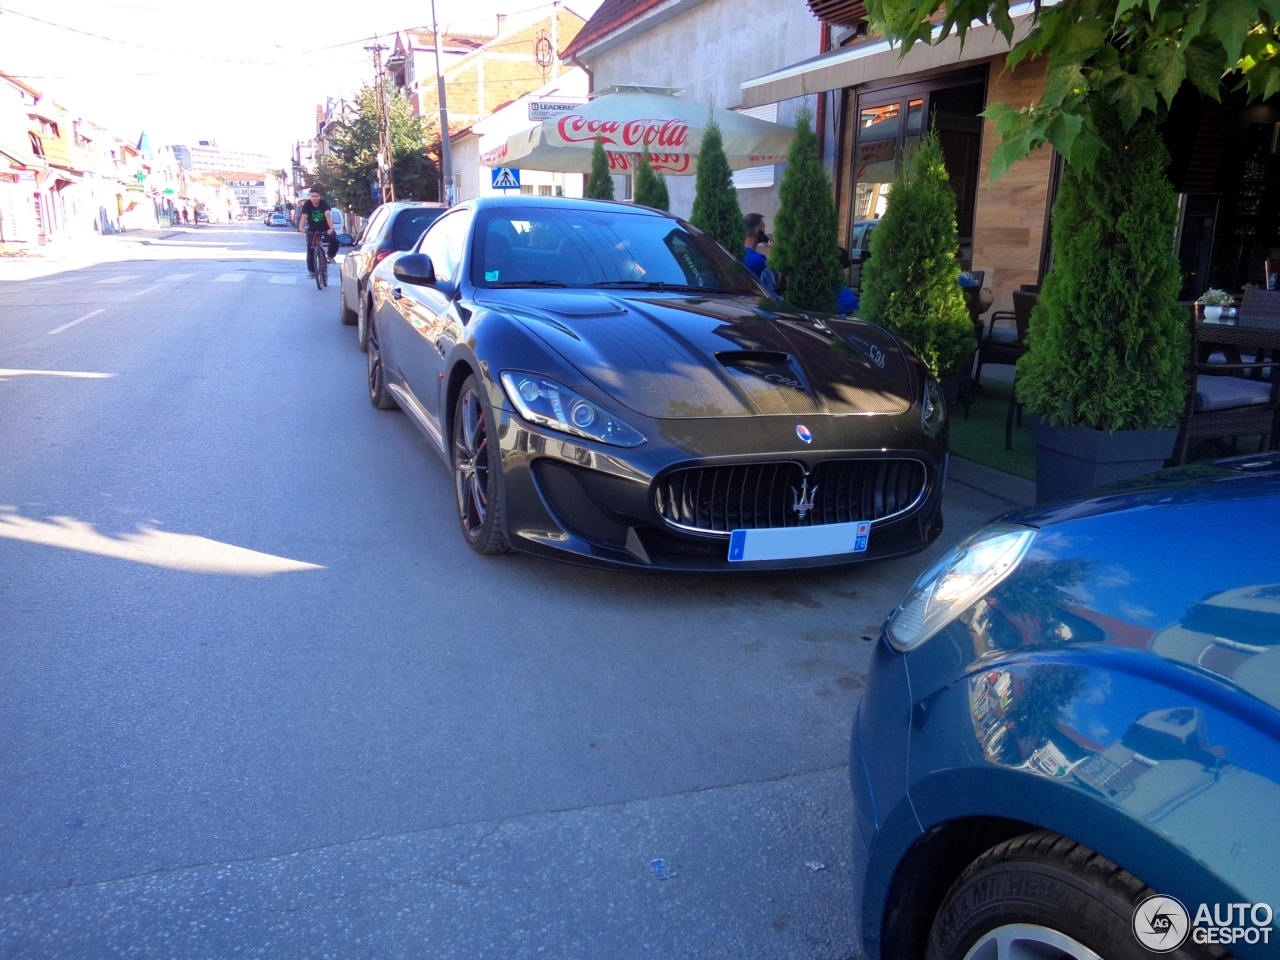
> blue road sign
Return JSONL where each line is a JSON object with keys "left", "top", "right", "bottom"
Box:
{"left": 491, "top": 167, "right": 521, "bottom": 190}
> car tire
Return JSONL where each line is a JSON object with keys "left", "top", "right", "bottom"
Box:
{"left": 339, "top": 281, "right": 357, "bottom": 325}
{"left": 452, "top": 375, "right": 509, "bottom": 555}
{"left": 357, "top": 292, "right": 372, "bottom": 353}
{"left": 927, "top": 830, "right": 1210, "bottom": 960}
{"left": 366, "top": 315, "right": 397, "bottom": 411}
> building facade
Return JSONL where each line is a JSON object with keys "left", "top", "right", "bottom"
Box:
{"left": 562, "top": 0, "right": 823, "bottom": 223}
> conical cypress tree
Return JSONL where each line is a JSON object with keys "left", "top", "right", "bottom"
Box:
{"left": 633, "top": 147, "right": 669, "bottom": 210}
{"left": 586, "top": 136, "right": 614, "bottom": 200}
{"left": 769, "top": 104, "right": 842, "bottom": 314}
{"left": 859, "top": 131, "right": 974, "bottom": 378}
{"left": 689, "top": 113, "right": 742, "bottom": 253}
{"left": 1016, "top": 114, "right": 1186, "bottom": 431}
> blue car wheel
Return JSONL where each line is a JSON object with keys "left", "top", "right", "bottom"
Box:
{"left": 928, "top": 831, "right": 1195, "bottom": 960}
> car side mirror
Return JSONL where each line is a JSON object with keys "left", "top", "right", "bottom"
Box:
{"left": 393, "top": 253, "right": 436, "bottom": 285}
{"left": 837, "top": 246, "right": 851, "bottom": 270}
{"left": 336, "top": 233, "right": 354, "bottom": 247}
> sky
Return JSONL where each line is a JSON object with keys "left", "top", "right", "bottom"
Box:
{"left": 0, "top": 0, "right": 602, "bottom": 168}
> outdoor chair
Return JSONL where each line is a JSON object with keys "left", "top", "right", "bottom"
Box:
{"left": 1173, "top": 310, "right": 1280, "bottom": 465}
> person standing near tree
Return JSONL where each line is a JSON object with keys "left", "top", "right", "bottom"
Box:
{"left": 742, "top": 213, "right": 770, "bottom": 279}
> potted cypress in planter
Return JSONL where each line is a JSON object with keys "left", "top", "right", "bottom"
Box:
{"left": 1016, "top": 115, "right": 1187, "bottom": 504}
{"left": 858, "top": 131, "right": 975, "bottom": 389}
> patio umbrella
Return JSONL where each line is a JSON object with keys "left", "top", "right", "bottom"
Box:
{"left": 480, "top": 85, "right": 793, "bottom": 176}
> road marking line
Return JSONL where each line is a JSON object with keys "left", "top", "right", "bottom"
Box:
{"left": 46, "top": 309, "right": 105, "bottom": 335}
{"left": 132, "top": 285, "right": 162, "bottom": 297}
{"left": 268, "top": 275, "right": 297, "bottom": 284}
{"left": 94, "top": 275, "right": 141, "bottom": 284}
{"left": 159, "top": 273, "right": 193, "bottom": 282}
{"left": 33, "top": 279, "right": 74, "bottom": 285}
{"left": 0, "top": 369, "right": 114, "bottom": 379}
{"left": 213, "top": 273, "right": 246, "bottom": 282}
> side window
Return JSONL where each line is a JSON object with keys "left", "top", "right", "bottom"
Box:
{"left": 361, "top": 207, "right": 390, "bottom": 244}
{"left": 419, "top": 210, "right": 473, "bottom": 281}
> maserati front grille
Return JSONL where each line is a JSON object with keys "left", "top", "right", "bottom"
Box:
{"left": 654, "top": 459, "right": 928, "bottom": 535}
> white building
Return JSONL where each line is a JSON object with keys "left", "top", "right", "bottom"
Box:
{"left": 173, "top": 140, "right": 272, "bottom": 175}
{"left": 450, "top": 70, "right": 589, "bottom": 203}
{"left": 561, "top": 0, "right": 823, "bottom": 221}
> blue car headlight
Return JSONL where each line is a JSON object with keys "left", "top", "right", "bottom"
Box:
{"left": 884, "top": 523, "right": 1037, "bottom": 652}
{"left": 500, "top": 371, "right": 646, "bottom": 448}
{"left": 922, "top": 377, "right": 947, "bottom": 438}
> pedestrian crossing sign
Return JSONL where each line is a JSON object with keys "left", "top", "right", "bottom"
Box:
{"left": 491, "top": 167, "right": 521, "bottom": 190}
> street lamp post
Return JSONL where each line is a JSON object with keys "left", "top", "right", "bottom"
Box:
{"left": 430, "top": 0, "right": 452, "bottom": 204}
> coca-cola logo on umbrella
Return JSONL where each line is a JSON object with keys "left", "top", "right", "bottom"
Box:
{"left": 557, "top": 115, "right": 690, "bottom": 150}
{"left": 605, "top": 151, "right": 692, "bottom": 175}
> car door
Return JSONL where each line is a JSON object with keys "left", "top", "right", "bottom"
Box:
{"left": 346, "top": 206, "right": 390, "bottom": 310}
{"left": 389, "top": 208, "right": 472, "bottom": 425}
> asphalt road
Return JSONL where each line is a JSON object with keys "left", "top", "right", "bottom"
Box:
{"left": 0, "top": 225, "right": 1016, "bottom": 959}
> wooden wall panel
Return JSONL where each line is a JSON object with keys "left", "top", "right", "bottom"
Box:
{"left": 971, "top": 62, "right": 1052, "bottom": 315}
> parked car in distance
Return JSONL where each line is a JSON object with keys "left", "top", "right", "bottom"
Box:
{"left": 329, "top": 208, "right": 344, "bottom": 232}
{"left": 268, "top": 213, "right": 289, "bottom": 228}
{"left": 362, "top": 195, "right": 947, "bottom": 571}
{"left": 195, "top": 211, "right": 208, "bottom": 224}
{"left": 338, "top": 201, "right": 446, "bottom": 349}
{"left": 848, "top": 218, "right": 877, "bottom": 291}
{"left": 853, "top": 453, "right": 1280, "bottom": 960}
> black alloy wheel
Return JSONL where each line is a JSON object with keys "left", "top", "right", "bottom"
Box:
{"left": 366, "top": 315, "right": 397, "bottom": 410}
{"left": 453, "top": 376, "right": 509, "bottom": 554}
{"left": 357, "top": 292, "right": 372, "bottom": 353}
{"left": 926, "top": 830, "right": 1205, "bottom": 960}
{"left": 339, "top": 277, "right": 357, "bottom": 325}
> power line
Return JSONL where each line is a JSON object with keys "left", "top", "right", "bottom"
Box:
{"left": 0, "top": 5, "right": 294, "bottom": 66}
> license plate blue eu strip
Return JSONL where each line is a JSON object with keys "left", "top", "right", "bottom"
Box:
{"left": 728, "top": 520, "right": 871, "bottom": 562}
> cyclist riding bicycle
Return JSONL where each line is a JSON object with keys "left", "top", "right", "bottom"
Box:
{"left": 297, "top": 187, "right": 338, "bottom": 277}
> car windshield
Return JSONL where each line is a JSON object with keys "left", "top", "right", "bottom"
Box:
{"left": 471, "top": 206, "right": 762, "bottom": 295}
{"left": 392, "top": 209, "right": 444, "bottom": 251}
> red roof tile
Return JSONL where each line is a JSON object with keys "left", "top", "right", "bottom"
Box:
{"left": 561, "top": 0, "right": 670, "bottom": 60}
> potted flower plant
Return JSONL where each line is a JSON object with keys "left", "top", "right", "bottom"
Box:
{"left": 1016, "top": 116, "right": 1188, "bottom": 504}
{"left": 1197, "top": 288, "right": 1233, "bottom": 323}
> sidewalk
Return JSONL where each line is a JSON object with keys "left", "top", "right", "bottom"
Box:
{"left": 948, "top": 455, "right": 1036, "bottom": 507}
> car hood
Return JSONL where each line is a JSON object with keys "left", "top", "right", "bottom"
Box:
{"left": 475, "top": 289, "right": 915, "bottom": 419}
{"left": 976, "top": 470, "right": 1280, "bottom": 715}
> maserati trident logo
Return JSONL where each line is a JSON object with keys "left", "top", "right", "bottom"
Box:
{"left": 792, "top": 479, "right": 819, "bottom": 519}
{"left": 796, "top": 424, "right": 812, "bottom": 443}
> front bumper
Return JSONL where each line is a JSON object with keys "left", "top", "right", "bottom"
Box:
{"left": 493, "top": 406, "right": 946, "bottom": 572}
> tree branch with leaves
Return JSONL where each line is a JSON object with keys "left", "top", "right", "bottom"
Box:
{"left": 866, "top": 0, "right": 1280, "bottom": 177}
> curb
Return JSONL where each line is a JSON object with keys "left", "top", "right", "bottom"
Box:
{"left": 948, "top": 456, "right": 1036, "bottom": 507}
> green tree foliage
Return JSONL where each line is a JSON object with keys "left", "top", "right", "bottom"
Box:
{"left": 858, "top": 132, "right": 974, "bottom": 377}
{"left": 1016, "top": 115, "right": 1187, "bottom": 431}
{"left": 586, "top": 136, "right": 615, "bottom": 200}
{"left": 769, "top": 104, "right": 843, "bottom": 314}
{"left": 1005, "top": 665, "right": 1089, "bottom": 742}
{"left": 311, "top": 83, "right": 438, "bottom": 216}
{"left": 632, "top": 146, "right": 670, "bottom": 210}
{"left": 689, "top": 114, "right": 743, "bottom": 253}
{"left": 866, "top": 0, "right": 1280, "bottom": 177}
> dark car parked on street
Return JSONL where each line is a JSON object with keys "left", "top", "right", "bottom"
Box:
{"left": 339, "top": 201, "right": 447, "bottom": 349}
{"left": 853, "top": 454, "right": 1280, "bottom": 960}
{"left": 362, "top": 195, "right": 948, "bottom": 571}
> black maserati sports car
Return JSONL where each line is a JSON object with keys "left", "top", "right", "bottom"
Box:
{"left": 363, "top": 195, "right": 948, "bottom": 571}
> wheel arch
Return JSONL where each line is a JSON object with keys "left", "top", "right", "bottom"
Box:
{"left": 445, "top": 358, "right": 480, "bottom": 443}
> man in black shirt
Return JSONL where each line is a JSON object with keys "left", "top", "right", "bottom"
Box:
{"left": 297, "top": 187, "right": 338, "bottom": 276}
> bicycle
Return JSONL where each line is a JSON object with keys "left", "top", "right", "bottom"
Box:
{"left": 307, "top": 231, "right": 331, "bottom": 290}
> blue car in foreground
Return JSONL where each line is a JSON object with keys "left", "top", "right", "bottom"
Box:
{"left": 855, "top": 454, "right": 1280, "bottom": 960}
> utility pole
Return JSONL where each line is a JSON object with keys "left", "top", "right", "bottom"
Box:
{"left": 364, "top": 39, "right": 394, "bottom": 202}
{"left": 430, "top": 0, "right": 452, "bottom": 205}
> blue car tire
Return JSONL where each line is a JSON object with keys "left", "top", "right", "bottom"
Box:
{"left": 927, "top": 831, "right": 1208, "bottom": 960}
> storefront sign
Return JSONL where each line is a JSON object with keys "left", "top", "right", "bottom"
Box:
{"left": 529, "top": 100, "right": 585, "bottom": 122}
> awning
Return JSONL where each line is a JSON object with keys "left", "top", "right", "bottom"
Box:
{"left": 741, "top": 0, "right": 1042, "bottom": 108}
{"left": 0, "top": 137, "right": 44, "bottom": 171}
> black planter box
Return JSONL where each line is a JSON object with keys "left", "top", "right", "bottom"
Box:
{"left": 1031, "top": 420, "right": 1178, "bottom": 504}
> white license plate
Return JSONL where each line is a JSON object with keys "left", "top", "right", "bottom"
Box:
{"left": 728, "top": 520, "right": 870, "bottom": 562}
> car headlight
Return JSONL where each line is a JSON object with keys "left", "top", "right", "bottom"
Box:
{"left": 922, "top": 377, "right": 947, "bottom": 438}
{"left": 500, "top": 372, "right": 646, "bottom": 448}
{"left": 884, "top": 523, "right": 1036, "bottom": 652}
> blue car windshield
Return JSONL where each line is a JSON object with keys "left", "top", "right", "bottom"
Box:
{"left": 470, "top": 206, "right": 762, "bottom": 295}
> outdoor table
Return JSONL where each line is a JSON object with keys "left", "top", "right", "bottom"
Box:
{"left": 1196, "top": 315, "right": 1280, "bottom": 366}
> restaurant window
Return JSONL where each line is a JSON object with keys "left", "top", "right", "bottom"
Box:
{"left": 846, "top": 72, "right": 987, "bottom": 267}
